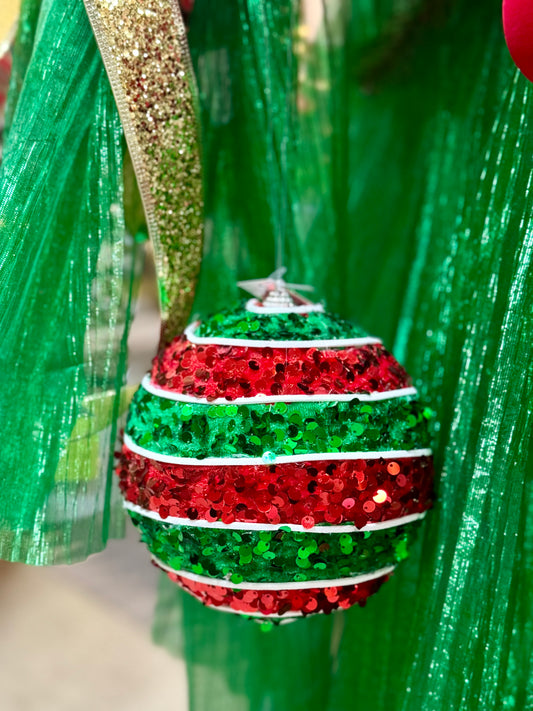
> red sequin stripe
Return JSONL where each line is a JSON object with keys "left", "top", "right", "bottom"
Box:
{"left": 163, "top": 568, "right": 391, "bottom": 616}
{"left": 151, "top": 336, "right": 411, "bottom": 400}
{"left": 118, "top": 448, "right": 434, "bottom": 529}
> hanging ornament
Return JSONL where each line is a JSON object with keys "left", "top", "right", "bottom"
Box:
{"left": 117, "top": 274, "right": 434, "bottom": 621}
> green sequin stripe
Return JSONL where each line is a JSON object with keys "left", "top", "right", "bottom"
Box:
{"left": 129, "top": 511, "right": 419, "bottom": 584}
{"left": 126, "top": 387, "right": 432, "bottom": 458}
{"left": 194, "top": 303, "right": 368, "bottom": 341}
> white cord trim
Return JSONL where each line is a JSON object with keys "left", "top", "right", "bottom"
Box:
{"left": 124, "top": 501, "right": 426, "bottom": 534}
{"left": 205, "top": 603, "right": 304, "bottom": 620}
{"left": 184, "top": 322, "right": 381, "bottom": 349}
{"left": 152, "top": 556, "right": 396, "bottom": 591}
{"left": 245, "top": 298, "right": 325, "bottom": 314}
{"left": 141, "top": 374, "right": 417, "bottom": 405}
{"left": 123, "top": 434, "right": 432, "bottom": 466}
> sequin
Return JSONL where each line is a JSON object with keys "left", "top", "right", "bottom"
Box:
{"left": 126, "top": 387, "right": 433, "bottom": 458}
{"left": 129, "top": 512, "right": 418, "bottom": 583}
{"left": 373, "top": 489, "right": 388, "bottom": 504}
{"left": 195, "top": 303, "right": 367, "bottom": 341}
{"left": 160, "top": 566, "right": 391, "bottom": 617}
{"left": 117, "top": 450, "right": 433, "bottom": 528}
{"left": 152, "top": 338, "right": 411, "bottom": 400}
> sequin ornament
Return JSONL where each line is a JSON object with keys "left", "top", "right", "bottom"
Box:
{"left": 117, "top": 277, "right": 435, "bottom": 621}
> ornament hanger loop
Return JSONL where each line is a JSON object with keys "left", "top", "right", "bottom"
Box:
{"left": 238, "top": 268, "right": 321, "bottom": 312}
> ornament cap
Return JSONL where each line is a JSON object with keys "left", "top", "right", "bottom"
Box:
{"left": 238, "top": 268, "right": 320, "bottom": 312}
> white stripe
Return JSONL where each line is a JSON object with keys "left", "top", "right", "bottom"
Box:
{"left": 123, "top": 433, "right": 432, "bottom": 466}
{"left": 124, "top": 501, "right": 426, "bottom": 533}
{"left": 141, "top": 375, "right": 418, "bottom": 405}
{"left": 152, "top": 556, "right": 395, "bottom": 591}
{"left": 210, "top": 604, "right": 303, "bottom": 620}
{"left": 184, "top": 322, "right": 381, "bottom": 349}
{"left": 245, "top": 298, "right": 325, "bottom": 314}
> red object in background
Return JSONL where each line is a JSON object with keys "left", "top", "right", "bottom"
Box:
{"left": 0, "top": 54, "right": 12, "bottom": 114}
{"left": 180, "top": 0, "right": 195, "bottom": 14}
{"left": 503, "top": 0, "right": 533, "bottom": 82}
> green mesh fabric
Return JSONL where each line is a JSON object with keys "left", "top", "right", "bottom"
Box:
{"left": 0, "top": 0, "right": 138, "bottom": 564}
{"left": 152, "top": 1, "right": 533, "bottom": 710}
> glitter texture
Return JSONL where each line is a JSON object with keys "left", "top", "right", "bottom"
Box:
{"left": 118, "top": 449, "right": 434, "bottom": 527}
{"left": 83, "top": 0, "right": 203, "bottom": 341}
{"left": 130, "top": 511, "right": 419, "bottom": 583}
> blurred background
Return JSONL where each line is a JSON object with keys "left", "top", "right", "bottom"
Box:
{"left": 0, "top": 250, "right": 189, "bottom": 711}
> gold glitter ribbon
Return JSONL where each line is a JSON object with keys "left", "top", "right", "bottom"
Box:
{"left": 83, "top": 0, "right": 203, "bottom": 343}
